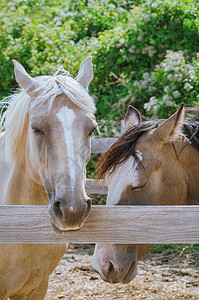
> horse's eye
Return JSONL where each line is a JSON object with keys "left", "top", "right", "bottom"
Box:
{"left": 88, "top": 128, "right": 96, "bottom": 137}
{"left": 32, "top": 128, "right": 45, "bottom": 136}
{"left": 131, "top": 181, "right": 148, "bottom": 191}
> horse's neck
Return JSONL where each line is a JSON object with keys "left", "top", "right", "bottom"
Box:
{"left": 177, "top": 141, "right": 199, "bottom": 205}
{"left": 5, "top": 164, "right": 48, "bottom": 205}
{"left": 0, "top": 137, "right": 47, "bottom": 205}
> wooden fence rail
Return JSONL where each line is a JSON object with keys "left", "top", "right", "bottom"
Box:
{"left": 0, "top": 135, "right": 198, "bottom": 245}
{"left": 0, "top": 205, "right": 198, "bottom": 244}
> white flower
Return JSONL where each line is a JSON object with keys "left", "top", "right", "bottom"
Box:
{"left": 184, "top": 82, "right": 190, "bottom": 89}
{"left": 118, "top": 7, "right": 126, "bottom": 13}
{"left": 184, "top": 82, "right": 193, "bottom": 90}
{"left": 138, "top": 35, "right": 144, "bottom": 41}
{"left": 119, "top": 38, "right": 125, "bottom": 45}
{"left": 144, "top": 96, "right": 159, "bottom": 115}
{"left": 149, "top": 96, "right": 158, "bottom": 105}
{"left": 55, "top": 21, "right": 62, "bottom": 26}
{"left": 143, "top": 72, "right": 150, "bottom": 80}
{"left": 143, "top": 14, "right": 150, "bottom": 22}
{"left": 140, "top": 80, "right": 148, "bottom": 87}
{"left": 148, "top": 50, "right": 156, "bottom": 57}
{"left": 172, "top": 91, "right": 181, "bottom": 99}
{"left": 176, "top": 74, "right": 183, "bottom": 82}
{"left": 167, "top": 74, "right": 173, "bottom": 81}
{"left": 148, "top": 86, "right": 157, "bottom": 92}
{"left": 151, "top": 3, "right": 158, "bottom": 9}
{"left": 129, "top": 46, "right": 136, "bottom": 53}
{"left": 108, "top": 4, "right": 115, "bottom": 10}
{"left": 144, "top": 103, "right": 149, "bottom": 110}
{"left": 163, "top": 94, "right": 173, "bottom": 101}
{"left": 128, "top": 23, "right": 137, "bottom": 30}
{"left": 164, "top": 86, "right": 170, "bottom": 93}
{"left": 142, "top": 47, "right": 148, "bottom": 54}
{"left": 133, "top": 81, "right": 139, "bottom": 86}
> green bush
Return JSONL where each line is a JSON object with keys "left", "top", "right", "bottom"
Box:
{"left": 0, "top": 0, "right": 199, "bottom": 125}
{"left": 86, "top": 0, "right": 199, "bottom": 121}
{"left": 142, "top": 50, "right": 199, "bottom": 117}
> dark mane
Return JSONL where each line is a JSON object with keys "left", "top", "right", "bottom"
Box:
{"left": 97, "top": 114, "right": 199, "bottom": 179}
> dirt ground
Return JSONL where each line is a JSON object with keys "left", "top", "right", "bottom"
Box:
{"left": 45, "top": 244, "right": 199, "bottom": 300}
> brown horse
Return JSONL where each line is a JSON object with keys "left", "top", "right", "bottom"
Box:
{"left": 92, "top": 104, "right": 199, "bottom": 284}
{"left": 0, "top": 57, "right": 97, "bottom": 299}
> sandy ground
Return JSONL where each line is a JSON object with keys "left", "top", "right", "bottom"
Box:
{"left": 45, "top": 244, "right": 199, "bottom": 300}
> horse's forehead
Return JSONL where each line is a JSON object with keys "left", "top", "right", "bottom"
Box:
{"left": 135, "top": 131, "right": 151, "bottom": 149}
{"left": 134, "top": 133, "right": 157, "bottom": 160}
{"left": 30, "top": 95, "right": 94, "bottom": 123}
{"left": 55, "top": 96, "right": 95, "bottom": 122}
{"left": 106, "top": 157, "right": 140, "bottom": 205}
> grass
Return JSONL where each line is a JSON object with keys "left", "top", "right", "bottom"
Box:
{"left": 151, "top": 244, "right": 199, "bottom": 255}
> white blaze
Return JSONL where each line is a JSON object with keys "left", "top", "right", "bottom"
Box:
{"left": 106, "top": 156, "right": 140, "bottom": 205}
{"left": 56, "top": 106, "right": 76, "bottom": 192}
{"left": 69, "top": 206, "right": 74, "bottom": 212}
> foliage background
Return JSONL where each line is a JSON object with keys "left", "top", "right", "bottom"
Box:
{"left": 1, "top": 0, "right": 199, "bottom": 179}
{"left": 1, "top": 0, "right": 199, "bottom": 123}
{"left": 0, "top": 0, "right": 199, "bottom": 253}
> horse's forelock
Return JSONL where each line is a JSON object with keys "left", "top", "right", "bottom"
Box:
{"left": 97, "top": 121, "right": 160, "bottom": 179}
{"left": 30, "top": 74, "right": 96, "bottom": 114}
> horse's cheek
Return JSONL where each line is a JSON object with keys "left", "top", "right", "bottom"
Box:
{"left": 137, "top": 244, "right": 152, "bottom": 260}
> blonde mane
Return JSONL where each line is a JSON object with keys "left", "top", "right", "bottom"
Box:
{"left": 0, "top": 69, "right": 96, "bottom": 162}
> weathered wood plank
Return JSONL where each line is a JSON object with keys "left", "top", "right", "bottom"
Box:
{"left": 86, "top": 179, "right": 107, "bottom": 194}
{"left": 0, "top": 205, "right": 198, "bottom": 244}
{"left": 91, "top": 138, "right": 117, "bottom": 153}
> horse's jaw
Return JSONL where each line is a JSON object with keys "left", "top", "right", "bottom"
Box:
{"left": 91, "top": 244, "right": 138, "bottom": 284}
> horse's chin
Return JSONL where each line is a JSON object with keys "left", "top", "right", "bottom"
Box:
{"left": 51, "top": 222, "right": 65, "bottom": 234}
{"left": 121, "top": 261, "right": 137, "bottom": 284}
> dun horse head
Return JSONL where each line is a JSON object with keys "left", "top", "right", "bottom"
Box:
{"left": 92, "top": 104, "right": 199, "bottom": 283}
{"left": 3, "top": 57, "right": 97, "bottom": 232}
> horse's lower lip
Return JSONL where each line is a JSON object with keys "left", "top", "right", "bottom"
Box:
{"left": 50, "top": 219, "right": 83, "bottom": 234}
{"left": 51, "top": 221, "right": 65, "bottom": 234}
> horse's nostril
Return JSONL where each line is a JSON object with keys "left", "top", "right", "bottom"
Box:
{"left": 53, "top": 200, "right": 63, "bottom": 218}
{"left": 104, "top": 261, "right": 115, "bottom": 277}
{"left": 85, "top": 199, "right": 91, "bottom": 217}
{"left": 108, "top": 261, "right": 115, "bottom": 276}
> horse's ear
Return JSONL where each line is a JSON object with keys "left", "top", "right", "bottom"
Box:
{"left": 13, "top": 60, "right": 43, "bottom": 98}
{"left": 76, "top": 56, "right": 93, "bottom": 90}
{"left": 124, "top": 105, "right": 142, "bottom": 131}
{"left": 150, "top": 103, "right": 184, "bottom": 143}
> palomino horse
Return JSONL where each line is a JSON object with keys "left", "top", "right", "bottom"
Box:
{"left": 0, "top": 57, "right": 97, "bottom": 299}
{"left": 92, "top": 104, "right": 199, "bottom": 284}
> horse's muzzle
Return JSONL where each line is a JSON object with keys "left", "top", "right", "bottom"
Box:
{"left": 49, "top": 197, "right": 91, "bottom": 232}
{"left": 91, "top": 244, "right": 138, "bottom": 284}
